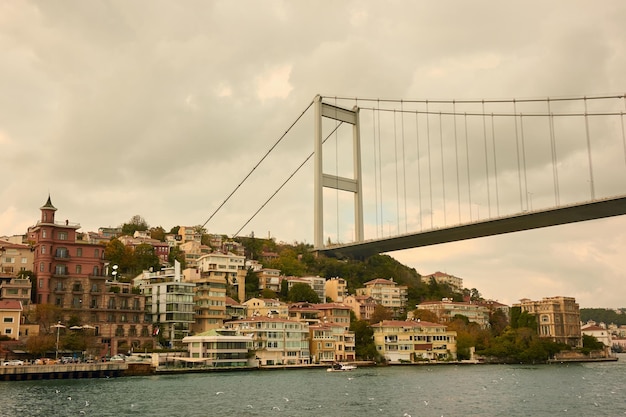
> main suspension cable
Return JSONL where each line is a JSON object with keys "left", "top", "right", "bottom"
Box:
{"left": 201, "top": 99, "right": 314, "bottom": 230}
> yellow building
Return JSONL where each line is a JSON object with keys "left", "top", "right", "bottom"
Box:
{"left": 372, "top": 320, "right": 457, "bottom": 363}
{"left": 243, "top": 298, "right": 289, "bottom": 319}
{"left": 0, "top": 300, "right": 22, "bottom": 340}
{"left": 309, "top": 323, "right": 355, "bottom": 364}
{"left": 514, "top": 296, "right": 582, "bottom": 347}
{"left": 344, "top": 295, "right": 377, "bottom": 321}
{"left": 356, "top": 278, "right": 408, "bottom": 318}
{"left": 225, "top": 317, "right": 310, "bottom": 366}
{"left": 415, "top": 299, "right": 490, "bottom": 328}
{"left": 315, "top": 303, "right": 352, "bottom": 330}
{"left": 325, "top": 277, "right": 347, "bottom": 302}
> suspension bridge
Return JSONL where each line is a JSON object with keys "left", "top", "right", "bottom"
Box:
{"left": 204, "top": 93, "right": 626, "bottom": 259}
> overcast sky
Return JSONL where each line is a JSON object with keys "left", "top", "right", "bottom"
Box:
{"left": 2, "top": 1, "right": 626, "bottom": 309}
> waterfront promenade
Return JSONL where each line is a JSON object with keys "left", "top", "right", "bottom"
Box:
{"left": 0, "top": 362, "right": 130, "bottom": 381}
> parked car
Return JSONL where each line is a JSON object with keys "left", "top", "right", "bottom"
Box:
{"left": 109, "top": 355, "right": 125, "bottom": 362}
{"left": 2, "top": 360, "right": 24, "bottom": 366}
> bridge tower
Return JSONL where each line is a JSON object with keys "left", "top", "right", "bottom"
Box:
{"left": 313, "top": 95, "right": 364, "bottom": 250}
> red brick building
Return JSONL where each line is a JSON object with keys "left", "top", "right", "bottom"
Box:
{"left": 27, "top": 196, "right": 153, "bottom": 355}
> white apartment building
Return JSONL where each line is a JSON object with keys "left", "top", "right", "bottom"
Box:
{"left": 224, "top": 317, "right": 310, "bottom": 366}
{"left": 421, "top": 271, "right": 464, "bottom": 292}
{"left": 133, "top": 261, "right": 195, "bottom": 347}
{"left": 197, "top": 252, "right": 246, "bottom": 302}
{"left": 356, "top": 278, "right": 408, "bottom": 318}
{"left": 415, "top": 299, "right": 490, "bottom": 328}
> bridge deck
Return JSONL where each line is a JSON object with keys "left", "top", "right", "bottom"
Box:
{"left": 317, "top": 195, "right": 626, "bottom": 259}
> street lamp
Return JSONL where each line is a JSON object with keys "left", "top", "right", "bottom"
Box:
{"left": 51, "top": 321, "right": 66, "bottom": 360}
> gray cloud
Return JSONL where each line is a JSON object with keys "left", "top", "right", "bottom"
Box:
{"left": 1, "top": 0, "right": 625, "bottom": 308}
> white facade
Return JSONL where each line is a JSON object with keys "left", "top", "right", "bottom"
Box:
{"left": 133, "top": 261, "right": 195, "bottom": 346}
{"left": 225, "top": 317, "right": 310, "bottom": 366}
{"left": 197, "top": 252, "right": 246, "bottom": 301}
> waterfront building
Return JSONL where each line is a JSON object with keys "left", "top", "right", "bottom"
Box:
{"left": 0, "top": 300, "right": 22, "bottom": 340}
{"left": 421, "top": 271, "right": 464, "bottom": 292}
{"left": 315, "top": 303, "right": 352, "bottom": 330}
{"left": 581, "top": 322, "right": 612, "bottom": 347}
{"left": 243, "top": 298, "right": 289, "bottom": 319}
{"left": 356, "top": 278, "right": 408, "bottom": 318}
{"left": 325, "top": 277, "right": 348, "bottom": 302}
{"left": 415, "top": 299, "right": 491, "bottom": 328}
{"left": 514, "top": 296, "right": 582, "bottom": 347}
{"left": 224, "top": 316, "right": 310, "bottom": 366}
{"left": 309, "top": 322, "right": 356, "bottom": 364}
{"left": 134, "top": 261, "right": 195, "bottom": 347}
{"left": 372, "top": 320, "right": 457, "bottom": 363}
{"left": 196, "top": 251, "right": 246, "bottom": 302}
{"left": 27, "top": 196, "right": 107, "bottom": 304}
{"left": 27, "top": 196, "right": 151, "bottom": 355}
{"left": 343, "top": 295, "right": 377, "bottom": 322}
{"left": 0, "top": 240, "right": 34, "bottom": 278}
{"left": 181, "top": 328, "right": 253, "bottom": 367}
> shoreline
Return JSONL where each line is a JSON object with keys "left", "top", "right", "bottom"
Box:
{"left": 0, "top": 356, "right": 618, "bottom": 381}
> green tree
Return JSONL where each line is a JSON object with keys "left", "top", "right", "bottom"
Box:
{"left": 121, "top": 215, "right": 149, "bottom": 236}
{"left": 29, "top": 304, "right": 62, "bottom": 334}
{"left": 104, "top": 238, "right": 134, "bottom": 274}
{"left": 133, "top": 243, "right": 161, "bottom": 275}
{"left": 244, "top": 269, "right": 260, "bottom": 299}
{"left": 26, "top": 334, "right": 56, "bottom": 357}
{"left": 167, "top": 245, "right": 186, "bottom": 269}
{"left": 581, "top": 334, "right": 605, "bottom": 354}
{"left": 288, "top": 283, "right": 320, "bottom": 303}
{"left": 350, "top": 320, "right": 380, "bottom": 361}
{"left": 489, "top": 309, "right": 509, "bottom": 337}
{"left": 260, "top": 288, "right": 277, "bottom": 299}
{"left": 370, "top": 304, "right": 392, "bottom": 324}
{"left": 410, "top": 309, "right": 440, "bottom": 323}
{"left": 150, "top": 226, "right": 166, "bottom": 242}
{"left": 280, "top": 279, "right": 289, "bottom": 299}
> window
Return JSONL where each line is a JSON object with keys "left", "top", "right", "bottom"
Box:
{"left": 3, "top": 317, "right": 13, "bottom": 323}
{"left": 39, "top": 263, "right": 45, "bottom": 272}
{"left": 58, "top": 231, "right": 67, "bottom": 240}
{"left": 76, "top": 248, "right": 82, "bottom": 257}
{"left": 41, "top": 246, "right": 46, "bottom": 254}
{"left": 76, "top": 265, "right": 82, "bottom": 274}
{"left": 42, "top": 230, "right": 47, "bottom": 238}
{"left": 4, "top": 328, "right": 12, "bottom": 335}
{"left": 94, "top": 249, "right": 99, "bottom": 258}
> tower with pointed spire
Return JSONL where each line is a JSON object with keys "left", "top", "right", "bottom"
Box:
{"left": 27, "top": 195, "right": 153, "bottom": 356}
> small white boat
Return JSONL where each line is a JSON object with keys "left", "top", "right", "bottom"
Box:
{"left": 327, "top": 362, "right": 357, "bottom": 372}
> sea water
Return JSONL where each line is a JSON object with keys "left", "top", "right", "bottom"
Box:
{"left": 2, "top": 355, "right": 626, "bottom": 416}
